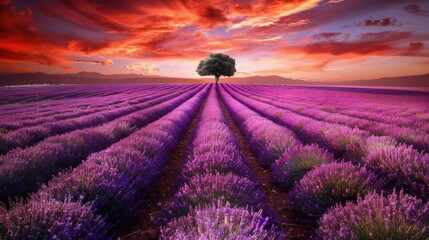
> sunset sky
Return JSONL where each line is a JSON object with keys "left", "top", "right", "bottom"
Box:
{"left": 1, "top": 0, "right": 429, "bottom": 81}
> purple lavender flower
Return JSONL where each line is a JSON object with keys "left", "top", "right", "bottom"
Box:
{"left": 317, "top": 190, "right": 429, "bottom": 240}
{"left": 37, "top": 153, "right": 148, "bottom": 225}
{"left": 181, "top": 152, "right": 250, "bottom": 181}
{"left": 161, "top": 201, "right": 284, "bottom": 240}
{"left": 0, "top": 85, "right": 205, "bottom": 202}
{"left": 165, "top": 172, "right": 265, "bottom": 219}
{"left": 289, "top": 162, "right": 379, "bottom": 223}
{"left": 363, "top": 144, "right": 429, "bottom": 200}
{"left": 1, "top": 194, "right": 107, "bottom": 239}
{"left": 271, "top": 144, "right": 333, "bottom": 191}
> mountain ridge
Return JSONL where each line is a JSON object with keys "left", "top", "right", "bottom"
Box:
{"left": 0, "top": 72, "right": 428, "bottom": 87}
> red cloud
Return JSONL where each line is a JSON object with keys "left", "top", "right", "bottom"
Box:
{"left": 0, "top": 1, "right": 72, "bottom": 68}
{"left": 232, "top": 3, "right": 253, "bottom": 14}
{"left": 363, "top": 18, "right": 398, "bottom": 27}
{"left": 402, "top": 42, "right": 427, "bottom": 56}
{"left": 0, "top": 63, "right": 36, "bottom": 74}
{"left": 36, "top": 0, "right": 129, "bottom": 32}
{"left": 312, "top": 32, "right": 343, "bottom": 41}
{"left": 404, "top": 4, "right": 429, "bottom": 16}
{"left": 302, "top": 41, "right": 393, "bottom": 55}
{"left": 197, "top": 6, "right": 228, "bottom": 28}
{"left": 409, "top": 42, "right": 424, "bottom": 50}
{"left": 344, "top": 17, "right": 400, "bottom": 27}
{"left": 296, "top": 31, "right": 413, "bottom": 56}
{"left": 73, "top": 59, "right": 113, "bottom": 66}
{"left": 68, "top": 40, "right": 112, "bottom": 54}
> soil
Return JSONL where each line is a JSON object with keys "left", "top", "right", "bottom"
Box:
{"left": 216, "top": 85, "right": 313, "bottom": 240}
{"left": 119, "top": 86, "right": 211, "bottom": 240}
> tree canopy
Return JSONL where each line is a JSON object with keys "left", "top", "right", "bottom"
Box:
{"left": 196, "top": 53, "right": 236, "bottom": 83}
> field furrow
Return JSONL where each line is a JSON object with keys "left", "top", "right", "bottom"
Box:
{"left": 158, "top": 86, "right": 284, "bottom": 239}
{"left": 0, "top": 85, "right": 210, "bottom": 239}
{"left": 222, "top": 84, "right": 429, "bottom": 201}
{"left": 234, "top": 84, "right": 429, "bottom": 132}
{"left": 120, "top": 84, "right": 211, "bottom": 239}
{"left": 0, "top": 83, "right": 427, "bottom": 240}
{"left": 227, "top": 84, "right": 429, "bottom": 151}
{"left": 0, "top": 85, "right": 198, "bottom": 154}
{"left": 0, "top": 85, "right": 204, "bottom": 202}
{"left": 0, "top": 84, "right": 181, "bottom": 118}
{"left": 218, "top": 86, "right": 312, "bottom": 239}
{"left": 0, "top": 84, "right": 137, "bottom": 104}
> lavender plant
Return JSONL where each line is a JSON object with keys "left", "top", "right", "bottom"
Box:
{"left": 165, "top": 172, "right": 265, "bottom": 219}
{"left": 363, "top": 144, "right": 429, "bottom": 200}
{"left": 0, "top": 86, "right": 195, "bottom": 154}
{"left": 181, "top": 152, "right": 250, "bottom": 181}
{"left": 317, "top": 190, "right": 429, "bottom": 240}
{"left": 161, "top": 87, "right": 282, "bottom": 237}
{"left": 1, "top": 194, "right": 107, "bottom": 240}
{"left": 271, "top": 144, "right": 333, "bottom": 191}
{"left": 161, "top": 201, "right": 284, "bottom": 240}
{"left": 0, "top": 86, "right": 210, "bottom": 237}
{"left": 219, "top": 86, "right": 300, "bottom": 167}
{"left": 288, "top": 162, "right": 379, "bottom": 223}
{"left": 0, "top": 86, "right": 203, "bottom": 203}
{"left": 37, "top": 149, "right": 157, "bottom": 225}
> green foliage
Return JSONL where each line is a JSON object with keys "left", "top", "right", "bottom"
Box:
{"left": 196, "top": 53, "right": 236, "bottom": 83}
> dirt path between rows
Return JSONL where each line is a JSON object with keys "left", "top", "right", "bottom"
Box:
{"left": 119, "top": 86, "right": 210, "bottom": 240}
{"left": 217, "top": 85, "right": 312, "bottom": 240}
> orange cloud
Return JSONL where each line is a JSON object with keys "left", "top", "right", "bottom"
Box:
{"left": 0, "top": 63, "right": 36, "bottom": 73}
{"left": 0, "top": 1, "right": 72, "bottom": 68}
{"left": 73, "top": 59, "right": 113, "bottom": 66}
{"left": 228, "top": 0, "right": 321, "bottom": 30}
{"left": 286, "top": 19, "right": 310, "bottom": 28}
{"left": 241, "top": 60, "right": 332, "bottom": 75}
{"left": 124, "top": 63, "right": 159, "bottom": 75}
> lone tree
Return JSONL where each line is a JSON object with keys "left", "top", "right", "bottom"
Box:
{"left": 196, "top": 53, "right": 236, "bottom": 83}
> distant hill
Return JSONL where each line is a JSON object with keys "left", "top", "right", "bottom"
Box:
{"left": 67, "top": 72, "right": 165, "bottom": 80}
{"left": 328, "top": 74, "right": 429, "bottom": 88}
{"left": 0, "top": 72, "right": 204, "bottom": 85}
{"left": 0, "top": 72, "right": 428, "bottom": 87}
{"left": 218, "top": 75, "right": 308, "bottom": 85}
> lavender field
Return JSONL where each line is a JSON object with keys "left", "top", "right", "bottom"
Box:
{"left": 0, "top": 83, "right": 428, "bottom": 239}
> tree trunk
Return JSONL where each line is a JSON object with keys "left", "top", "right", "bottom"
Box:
{"left": 215, "top": 75, "right": 220, "bottom": 84}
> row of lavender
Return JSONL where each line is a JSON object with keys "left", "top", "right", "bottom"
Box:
{"left": 219, "top": 85, "right": 429, "bottom": 239}
{"left": 250, "top": 84, "right": 429, "bottom": 124}
{"left": 0, "top": 84, "right": 140, "bottom": 104}
{"left": 224, "top": 85, "right": 429, "bottom": 201}
{"left": 229, "top": 84, "right": 429, "bottom": 149}
{"left": 0, "top": 85, "right": 203, "bottom": 203}
{"left": 0, "top": 84, "right": 185, "bottom": 118}
{"left": 0, "top": 85, "right": 209, "bottom": 239}
{"left": 160, "top": 87, "right": 283, "bottom": 239}
{"left": 0, "top": 84, "right": 183, "bottom": 132}
{"left": 0, "top": 85, "right": 194, "bottom": 154}
{"left": 0, "top": 85, "right": 136, "bottom": 113}
{"left": 235, "top": 84, "right": 429, "bottom": 133}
